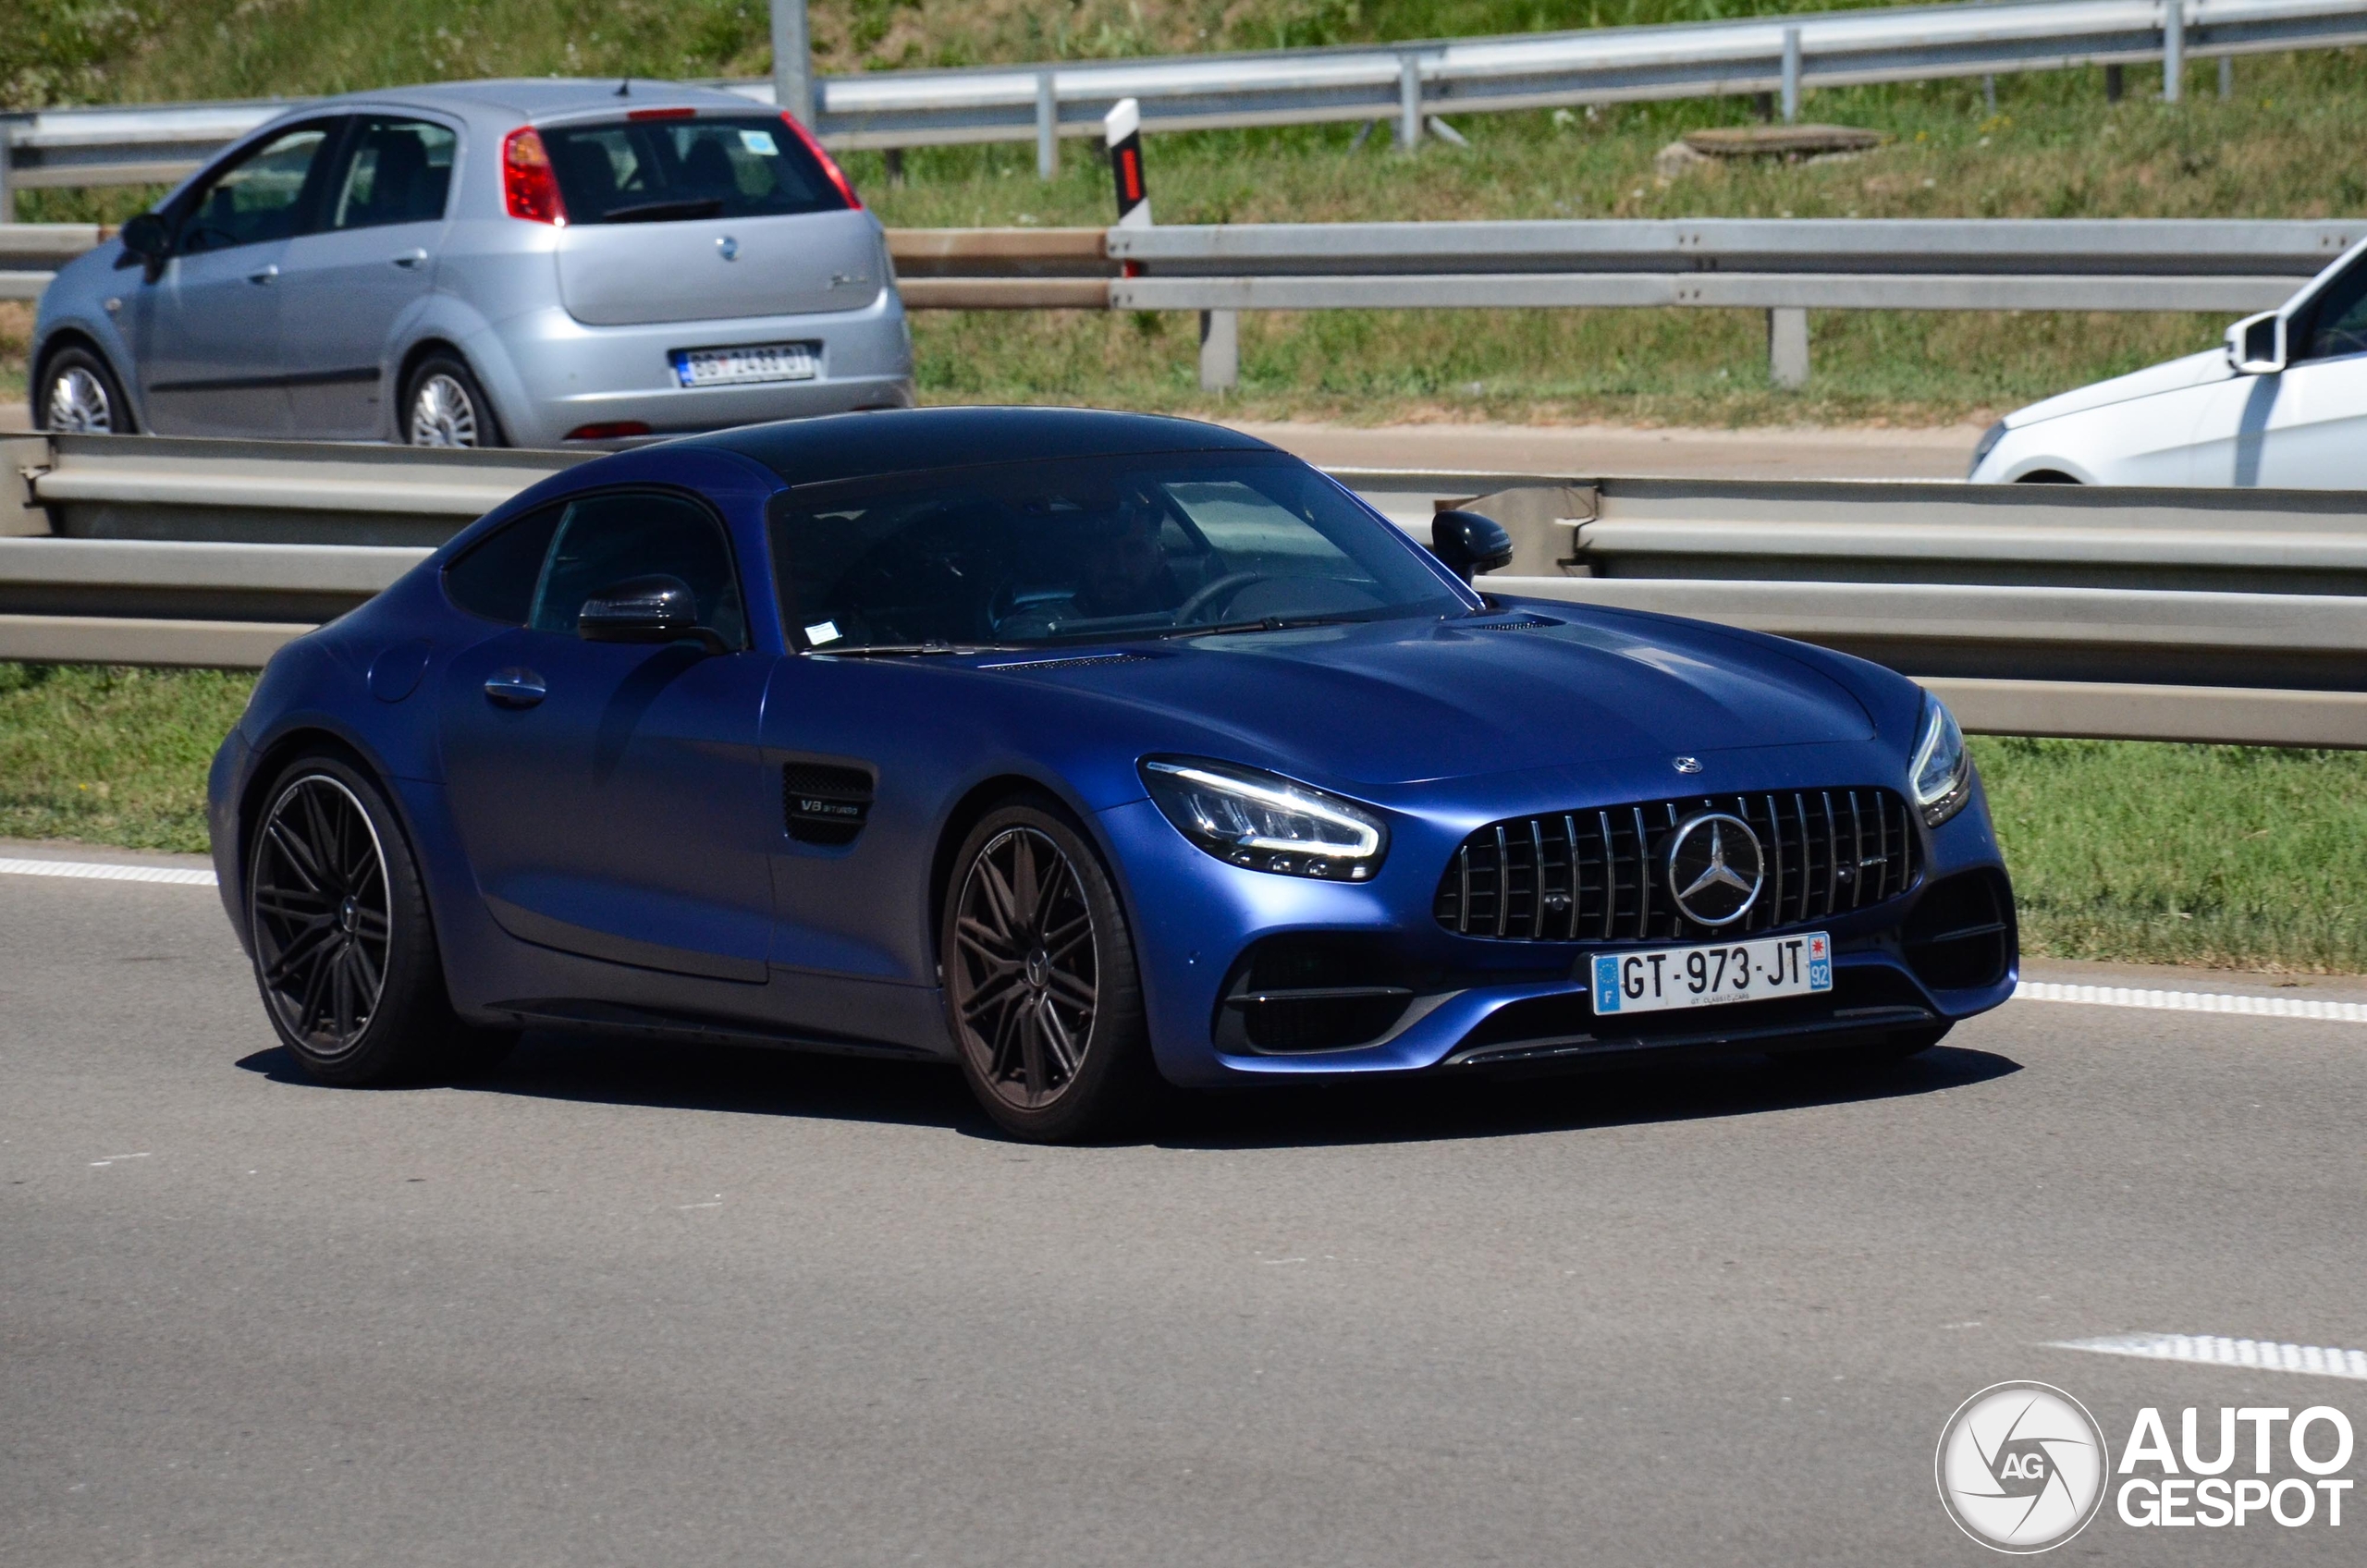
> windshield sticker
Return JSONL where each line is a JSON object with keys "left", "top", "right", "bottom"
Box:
{"left": 740, "top": 129, "right": 779, "bottom": 156}
{"left": 804, "top": 620, "right": 841, "bottom": 645}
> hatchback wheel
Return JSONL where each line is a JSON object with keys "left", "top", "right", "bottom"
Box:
{"left": 401, "top": 355, "right": 501, "bottom": 447}
{"left": 247, "top": 754, "right": 513, "bottom": 1084}
{"left": 39, "top": 348, "right": 134, "bottom": 435}
{"left": 942, "top": 801, "right": 1157, "bottom": 1141}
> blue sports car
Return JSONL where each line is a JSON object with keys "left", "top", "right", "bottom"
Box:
{"left": 209, "top": 407, "right": 2016, "bottom": 1140}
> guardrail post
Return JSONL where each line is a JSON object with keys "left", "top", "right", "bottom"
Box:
{"left": 1781, "top": 28, "right": 1802, "bottom": 123}
{"left": 0, "top": 133, "right": 14, "bottom": 223}
{"left": 2219, "top": 56, "right": 2234, "bottom": 99}
{"left": 769, "top": 0, "right": 814, "bottom": 125}
{"left": 2163, "top": 0, "right": 2184, "bottom": 102}
{"left": 1199, "top": 310, "right": 1238, "bottom": 393}
{"left": 1396, "top": 55, "right": 1423, "bottom": 150}
{"left": 1036, "top": 72, "right": 1059, "bottom": 179}
{"left": 1982, "top": 75, "right": 1997, "bottom": 115}
{"left": 1768, "top": 308, "right": 1809, "bottom": 389}
{"left": 2105, "top": 64, "right": 2125, "bottom": 103}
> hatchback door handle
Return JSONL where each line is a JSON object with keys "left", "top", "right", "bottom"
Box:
{"left": 484, "top": 668, "right": 546, "bottom": 708}
{"left": 392, "top": 249, "right": 427, "bottom": 269}
{"left": 247, "top": 264, "right": 278, "bottom": 285}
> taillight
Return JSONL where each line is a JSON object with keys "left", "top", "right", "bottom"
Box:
{"left": 565, "top": 422, "right": 652, "bottom": 441}
{"left": 503, "top": 127, "right": 567, "bottom": 225}
{"left": 779, "top": 113, "right": 861, "bottom": 211}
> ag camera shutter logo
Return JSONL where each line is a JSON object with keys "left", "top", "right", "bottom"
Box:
{"left": 1935, "top": 1382, "right": 2110, "bottom": 1552}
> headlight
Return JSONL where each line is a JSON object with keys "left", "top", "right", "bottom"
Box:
{"left": 1910, "top": 694, "right": 1974, "bottom": 827}
{"left": 1141, "top": 757, "right": 1388, "bottom": 880}
{"left": 1968, "top": 419, "right": 2008, "bottom": 479}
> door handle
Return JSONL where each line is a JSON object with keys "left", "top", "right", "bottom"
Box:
{"left": 484, "top": 668, "right": 546, "bottom": 708}
{"left": 392, "top": 249, "right": 428, "bottom": 269}
{"left": 246, "top": 264, "right": 279, "bottom": 285}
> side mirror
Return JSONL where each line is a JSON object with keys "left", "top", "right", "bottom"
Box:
{"left": 578, "top": 574, "right": 729, "bottom": 654}
{"left": 1429, "top": 509, "right": 1515, "bottom": 582}
{"left": 2227, "top": 310, "right": 2287, "bottom": 375}
{"left": 119, "top": 214, "right": 170, "bottom": 261}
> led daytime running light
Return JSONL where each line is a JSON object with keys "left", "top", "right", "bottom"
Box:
{"left": 1152, "top": 763, "right": 1379, "bottom": 859}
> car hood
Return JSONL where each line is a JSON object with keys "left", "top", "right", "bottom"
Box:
{"left": 991, "top": 609, "right": 1876, "bottom": 789}
{"left": 2005, "top": 347, "right": 2235, "bottom": 429}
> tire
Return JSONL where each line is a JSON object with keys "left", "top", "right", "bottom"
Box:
{"left": 1776, "top": 1023, "right": 1951, "bottom": 1073}
{"left": 940, "top": 797, "right": 1159, "bottom": 1142}
{"left": 245, "top": 753, "right": 515, "bottom": 1084}
{"left": 400, "top": 353, "right": 504, "bottom": 448}
{"left": 37, "top": 345, "right": 136, "bottom": 435}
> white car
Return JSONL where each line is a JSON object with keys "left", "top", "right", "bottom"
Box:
{"left": 1969, "top": 237, "right": 2367, "bottom": 487}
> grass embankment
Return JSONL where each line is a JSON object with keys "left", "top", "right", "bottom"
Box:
{"left": 4, "top": 663, "right": 2361, "bottom": 972}
{"left": 6, "top": 1, "right": 2367, "bottom": 422}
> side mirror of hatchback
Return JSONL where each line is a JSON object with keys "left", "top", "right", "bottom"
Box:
{"left": 578, "top": 574, "right": 729, "bottom": 654}
{"left": 118, "top": 213, "right": 171, "bottom": 277}
{"left": 1429, "top": 509, "right": 1516, "bottom": 582}
{"left": 2226, "top": 310, "right": 2287, "bottom": 375}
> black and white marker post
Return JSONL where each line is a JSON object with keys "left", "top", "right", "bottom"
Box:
{"left": 1105, "top": 96, "right": 1151, "bottom": 234}
{"left": 1107, "top": 97, "right": 1233, "bottom": 392}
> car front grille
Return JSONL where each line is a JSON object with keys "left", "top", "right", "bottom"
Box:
{"left": 1433, "top": 787, "right": 1917, "bottom": 944}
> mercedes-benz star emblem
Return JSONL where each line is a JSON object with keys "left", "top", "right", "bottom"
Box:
{"left": 1665, "top": 812, "right": 1764, "bottom": 926}
{"left": 1672, "top": 755, "right": 1703, "bottom": 774}
{"left": 716, "top": 235, "right": 741, "bottom": 262}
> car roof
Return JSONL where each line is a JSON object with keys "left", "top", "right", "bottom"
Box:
{"left": 299, "top": 77, "right": 762, "bottom": 123}
{"left": 690, "top": 407, "right": 1282, "bottom": 489}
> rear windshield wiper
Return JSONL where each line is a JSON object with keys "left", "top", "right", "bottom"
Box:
{"left": 596, "top": 198, "right": 727, "bottom": 224}
{"left": 1158, "top": 615, "right": 1360, "bottom": 641}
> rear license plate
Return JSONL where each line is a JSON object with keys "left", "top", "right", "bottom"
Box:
{"left": 1589, "top": 931, "right": 1830, "bottom": 1015}
{"left": 671, "top": 342, "right": 817, "bottom": 387}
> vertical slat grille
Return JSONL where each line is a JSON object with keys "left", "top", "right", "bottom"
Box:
{"left": 1434, "top": 787, "right": 1918, "bottom": 943}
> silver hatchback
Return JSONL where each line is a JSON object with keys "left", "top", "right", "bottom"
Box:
{"left": 32, "top": 79, "right": 914, "bottom": 447}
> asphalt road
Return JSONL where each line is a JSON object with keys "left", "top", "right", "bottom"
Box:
{"left": 6, "top": 861, "right": 2363, "bottom": 1566}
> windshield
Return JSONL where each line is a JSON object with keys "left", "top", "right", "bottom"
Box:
{"left": 542, "top": 115, "right": 848, "bottom": 225}
{"left": 767, "top": 452, "right": 1472, "bottom": 651}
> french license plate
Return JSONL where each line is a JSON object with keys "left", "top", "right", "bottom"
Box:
{"left": 671, "top": 342, "right": 817, "bottom": 387}
{"left": 1590, "top": 931, "right": 1831, "bottom": 1016}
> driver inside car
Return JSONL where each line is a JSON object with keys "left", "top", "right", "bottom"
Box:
{"left": 1069, "top": 496, "right": 1186, "bottom": 620}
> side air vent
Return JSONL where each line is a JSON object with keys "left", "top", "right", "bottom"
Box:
{"left": 783, "top": 763, "right": 874, "bottom": 846}
{"left": 1905, "top": 869, "right": 2016, "bottom": 990}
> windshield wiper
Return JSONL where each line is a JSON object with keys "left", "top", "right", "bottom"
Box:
{"left": 811, "top": 641, "right": 1018, "bottom": 657}
{"left": 1158, "top": 615, "right": 1360, "bottom": 641}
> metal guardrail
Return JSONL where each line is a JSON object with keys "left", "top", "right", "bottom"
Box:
{"left": 3, "top": 434, "right": 2362, "bottom": 748}
{"left": 12, "top": 217, "right": 2350, "bottom": 384}
{"left": 5, "top": 0, "right": 2366, "bottom": 202}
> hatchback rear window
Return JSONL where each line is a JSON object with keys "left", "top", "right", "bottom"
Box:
{"left": 541, "top": 116, "right": 849, "bottom": 225}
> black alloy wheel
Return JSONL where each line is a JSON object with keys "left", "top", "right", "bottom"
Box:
{"left": 943, "top": 802, "right": 1156, "bottom": 1141}
{"left": 246, "top": 755, "right": 513, "bottom": 1084}
{"left": 251, "top": 773, "right": 392, "bottom": 1056}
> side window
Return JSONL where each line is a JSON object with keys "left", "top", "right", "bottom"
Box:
{"left": 2297, "top": 260, "right": 2367, "bottom": 362}
{"left": 327, "top": 117, "right": 457, "bottom": 232}
{"left": 177, "top": 123, "right": 337, "bottom": 254}
{"left": 528, "top": 492, "right": 748, "bottom": 647}
{"left": 443, "top": 504, "right": 565, "bottom": 624}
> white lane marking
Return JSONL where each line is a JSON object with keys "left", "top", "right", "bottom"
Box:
{"left": 0, "top": 856, "right": 216, "bottom": 887}
{"left": 2052, "top": 1333, "right": 2367, "bottom": 1381}
{"left": 2016, "top": 980, "right": 2367, "bottom": 1023}
{"left": 90, "top": 1152, "right": 152, "bottom": 1167}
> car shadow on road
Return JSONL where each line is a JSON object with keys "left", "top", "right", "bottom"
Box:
{"left": 239, "top": 1034, "right": 2019, "bottom": 1148}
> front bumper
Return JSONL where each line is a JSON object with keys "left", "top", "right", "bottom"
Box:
{"left": 473, "top": 288, "right": 916, "bottom": 448}
{"left": 1096, "top": 758, "right": 2017, "bottom": 1089}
